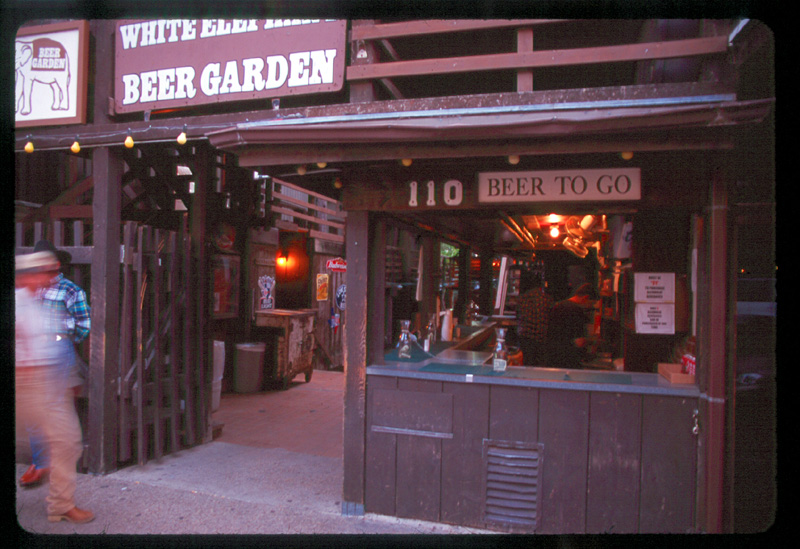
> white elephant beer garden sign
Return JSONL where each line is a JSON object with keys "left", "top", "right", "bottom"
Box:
{"left": 15, "top": 20, "right": 89, "bottom": 128}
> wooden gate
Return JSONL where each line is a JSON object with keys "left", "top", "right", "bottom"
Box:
{"left": 117, "top": 220, "right": 204, "bottom": 465}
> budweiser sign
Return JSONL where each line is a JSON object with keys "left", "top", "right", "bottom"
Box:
{"left": 325, "top": 257, "right": 347, "bottom": 272}
{"left": 113, "top": 19, "right": 346, "bottom": 113}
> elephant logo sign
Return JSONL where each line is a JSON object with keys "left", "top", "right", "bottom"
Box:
{"left": 15, "top": 37, "right": 71, "bottom": 116}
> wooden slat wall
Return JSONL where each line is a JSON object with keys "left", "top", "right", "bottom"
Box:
{"left": 271, "top": 177, "right": 346, "bottom": 244}
{"left": 365, "top": 377, "right": 699, "bottom": 533}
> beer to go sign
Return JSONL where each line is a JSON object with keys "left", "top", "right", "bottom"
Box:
{"left": 114, "top": 19, "right": 346, "bottom": 113}
{"left": 478, "top": 168, "right": 640, "bottom": 203}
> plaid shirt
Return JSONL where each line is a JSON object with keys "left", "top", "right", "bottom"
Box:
{"left": 36, "top": 273, "right": 91, "bottom": 344}
{"left": 517, "top": 288, "right": 555, "bottom": 343}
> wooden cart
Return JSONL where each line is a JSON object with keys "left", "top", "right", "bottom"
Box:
{"left": 255, "top": 309, "right": 316, "bottom": 389}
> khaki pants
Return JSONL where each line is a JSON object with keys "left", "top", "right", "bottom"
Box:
{"left": 15, "top": 367, "right": 83, "bottom": 516}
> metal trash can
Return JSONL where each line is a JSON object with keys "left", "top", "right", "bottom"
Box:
{"left": 234, "top": 342, "right": 266, "bottom": 393}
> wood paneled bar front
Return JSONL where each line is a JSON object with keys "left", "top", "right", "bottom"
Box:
{"left": 363, "top": 330, "right": 699, "bottom": 534}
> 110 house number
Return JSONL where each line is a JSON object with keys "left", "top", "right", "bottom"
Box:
{"left": 408, "top": 180, "right": 463, "bottom": 207}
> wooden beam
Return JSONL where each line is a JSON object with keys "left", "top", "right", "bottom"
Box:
{"left": 349, "top": 19, "right": 557, "bottom": 41}
{"left": 236, "top": 129, "right": 737, "bottom": 168}
{"left": 50, "top": 205, "right": 93, "bottom": 219}
{"left": 87, "top": 146, "right": 122, "bottom": 474}
{"left": 347, "top": 36, "right": 729, "bottom": 81}
{"left": 342, "top": 210, "right": 370, "bottom": 515}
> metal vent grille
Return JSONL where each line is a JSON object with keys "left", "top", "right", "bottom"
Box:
{"left": 483, "top": 440, "right": 544, "bottom": 531}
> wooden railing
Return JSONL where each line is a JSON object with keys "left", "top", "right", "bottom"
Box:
{"left": 348, "top": 19, "right": 733, "bottom": 98}
{"left": 15, "top": 219, "right": 93, "bottom": 265}
{"left": 270, "top": 177, "right": 346, "bottom": 243}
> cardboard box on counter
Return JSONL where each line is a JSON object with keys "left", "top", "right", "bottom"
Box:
{"left": 658, "top": 363, "right": 696, "bottom": 384}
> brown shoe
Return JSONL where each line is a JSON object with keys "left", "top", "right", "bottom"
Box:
{"left": 19, "top": 465, "right": 49, "bottom": 487}
{"left": 48, "top": 506, "right": 95, "bottom": 524}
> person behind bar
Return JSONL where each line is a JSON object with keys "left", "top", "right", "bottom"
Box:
{"left": 15, "top": 251, "right": 95, "bottom": 524}
{"left": 545, "top": 282, "right": 595, "bottom": 370}
{"left": 516, "top": 271, "right": 554, "bottom": 366}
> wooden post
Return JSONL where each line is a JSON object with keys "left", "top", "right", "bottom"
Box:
{"left": 517, "top": 27, "right": 534, "bottom": 92}
{"left": 696, "top": 169, "right": 731, "bottom": 533}
{"left": 87, "top": 146, "right": 122, "bottom": 473}
{"left": 349, "top": 21, "right": 379, "bottom": 103}
{"left": 191, "top": 145, "right": 211, "bottom": 443}
{"left": 342, "top": 210, "right": 369, "bottom": 515}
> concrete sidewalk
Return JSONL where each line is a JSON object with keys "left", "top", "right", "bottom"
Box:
{"left": 15, "top": 370, "right": 500, "bottom": 537}
{"left": 16, "top": 437, "right": 497, "bottom": 536}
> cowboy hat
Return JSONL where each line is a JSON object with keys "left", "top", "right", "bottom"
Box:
{"left": 15, "top": 251, "right": 60, "bottom": 274}
{"left": 33, "top": 239, "right": 71, "bottom": 266}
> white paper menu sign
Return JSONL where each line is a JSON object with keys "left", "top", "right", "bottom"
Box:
{"left": 634, "top": 272, "right": 675, "bottom": 303}
{"left": 635, "top": 303, "right": 675, "bottom": 334}
{"left": 634, "top": 272, "right": 676, "bottom": 334}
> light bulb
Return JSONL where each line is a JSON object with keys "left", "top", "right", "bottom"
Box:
{"left": 124, "top": 135, "right": 134, "bottom": 148}
{"left": 508, "top": 155, "right": 520, "bottom": 165}
{"left": 71, "top": 140, "right": 80, "bottom": 154}
{"left": 333, "top": 178, "right": 343, "bottom": 189}
{"left": 316, "top": 162, "right": 327, "bottom": 168}
{"left": 297, "top": 165, "right": 307, "bottom": 176}
{"left": 177, "top": 131, "right": 187, "bottom": 145}
{"left": 549, "top": 226, "right": 560, "bottom": 238}
{"left": 620, "top": 151, "right": 634, "bottom": 160}
{"left": 24, "top": 141, "right": 34, "bottom": 153}
{"left": 401, "top": 158, "right": 413, "bottom": 167}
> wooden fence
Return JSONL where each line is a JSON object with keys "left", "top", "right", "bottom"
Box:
{"left": 16, "top": 218, "right": 203, "bottom": 468}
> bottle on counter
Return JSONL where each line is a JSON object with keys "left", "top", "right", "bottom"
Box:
{"left": 424, "top": 314, "right": 437, "bottom": 352}
{"left": 493, "top": 327, "right": 508, "bottom": 372}
{"left": 397, "top": 319, "right": 413, "bottom": 358}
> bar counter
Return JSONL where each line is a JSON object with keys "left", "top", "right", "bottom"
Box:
{"left": 364, "top": 321, "right": 700, "bottom": 533}
{"left": 370, "top": 322, "right": 699, "bottom": 398}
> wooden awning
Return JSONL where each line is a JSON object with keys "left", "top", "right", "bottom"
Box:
{"left": 207, "top": 97, "right": 773, "bottom": 166}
